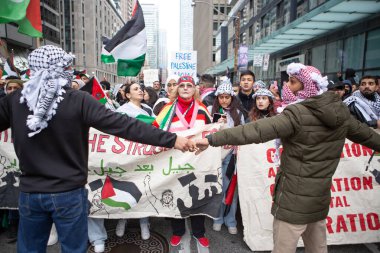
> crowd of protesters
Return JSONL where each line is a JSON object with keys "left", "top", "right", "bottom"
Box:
{"left": 0, "top": 45, "right": 379, "bottom": 253}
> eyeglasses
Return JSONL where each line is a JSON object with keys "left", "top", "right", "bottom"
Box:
{"left": 167, "top": 82, "right": 177, "bottom": 88}
{"left": 178, "top": 83, "right": 195, "bottom": 89}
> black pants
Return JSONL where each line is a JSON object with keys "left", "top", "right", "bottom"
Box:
{"left": 171, "top": 216, "right": 205, "bottom": 238}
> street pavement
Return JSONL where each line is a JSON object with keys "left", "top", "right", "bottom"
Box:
{"left": 1, "top": 214, "right": 379, "bottom": 253}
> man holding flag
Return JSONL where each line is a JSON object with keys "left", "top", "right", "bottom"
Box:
{"left": 0, "top": 45, "right": 196, "bottom": 253}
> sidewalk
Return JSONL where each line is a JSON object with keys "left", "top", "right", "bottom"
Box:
{"left": 0, "top": 215, "right": 378, "bottom": 253}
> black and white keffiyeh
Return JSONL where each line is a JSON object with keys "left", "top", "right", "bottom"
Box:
{"left": 344, "top": 90, "right": 380, "bottom": 121}
{"left": 20, "top": 45, "right": 74, "bottom": 137}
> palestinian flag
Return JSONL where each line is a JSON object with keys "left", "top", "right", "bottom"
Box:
{"left": 0, "top": 0, "right": 42, "bottom": 38}
{"left": 101, "top": 176, "right": 142, "bottom": 210}
{"left": 101, "top": 0, "right": 146, "bottom": 76}
{"left": 20, "top": 69, "right": 30, "bottom": 80}
{"left": 3, "top": 58, "right": 19, "bottom": 78}
{"left": 80, "top": 77, "right": 116, "bottom": 110}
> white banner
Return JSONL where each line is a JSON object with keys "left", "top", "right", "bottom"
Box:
{"left": 253, "top": 53, "right": 264, "bottom": 67}
{"left": 238, "top": 139, "right": 380, "bottom": 251}
{"left": 143, "top": 69, "right": 159, "bottom": 87}
{"left": 263, "top": 54, "right": 270, "bottom": 71}
{"left": 0, "top": 125, "right": 224, "bottom": 220}
{"left": 168, "top": 51, "right": 197, "bottom": 78}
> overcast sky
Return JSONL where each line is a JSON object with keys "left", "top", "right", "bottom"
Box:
{"left": 158, "top": 0, "right": 180, "bottom": 51}
{"left": 139, "top": 0, "right": 180, "bottom": 59}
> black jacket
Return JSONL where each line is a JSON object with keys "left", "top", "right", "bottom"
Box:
{"left": 0, "top": 88, "right": 177, "bottom": 193}
{"left": 237, "top": 90, "right": 254, "bottom": 121}
{"left": 347, "top": 102, "right": 378, "bottom": 128}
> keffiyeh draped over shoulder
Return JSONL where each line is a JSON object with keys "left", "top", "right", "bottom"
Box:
{"left": 20, "top": 45, "right": 74, "bottom": 137}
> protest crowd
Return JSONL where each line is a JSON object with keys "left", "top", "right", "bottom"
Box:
{"left": 0, "top": 44, "right": 379, "bottom": 253}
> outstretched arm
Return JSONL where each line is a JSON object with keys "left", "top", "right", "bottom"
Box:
{"left": 347, "top": 116, "right": 380, "bottom": 152}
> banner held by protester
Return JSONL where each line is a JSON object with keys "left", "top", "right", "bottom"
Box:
{"left": 0, "top": 124, "right": 223, "bottom": 219}
{"left": 238, "top": 138, "right": 380, "bottom": 251}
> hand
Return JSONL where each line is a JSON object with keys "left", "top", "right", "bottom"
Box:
{"left": 187, "top": 139, "right": 198, "bottom": 152}
{"left": 217, "top": 117, "right": 226, "bottom": 123}
{"left": 377, "top": 120, "right": 380, "bottom": 129}
{"left": 195, "top": 138, "right": 210, "bottom": 155}
{"left": 174, "top": 136, "right": 190, "bottom": 152}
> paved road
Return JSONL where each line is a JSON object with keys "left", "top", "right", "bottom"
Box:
{"left": 1, "top": 216, "right": 379, "bottom": 253}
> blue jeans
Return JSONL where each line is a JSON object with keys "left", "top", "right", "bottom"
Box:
{"left": 17, "top": 187, "right": 88, "bottom": 253}
{"left": 214, "top": 152, "right": 238, "bottom": 227}
{"left": 88, "top": 217, "right": 149, "bottom": 245}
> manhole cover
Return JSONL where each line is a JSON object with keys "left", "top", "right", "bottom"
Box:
{"left": 88, "top": 229, "right": 169, "bottom": 253}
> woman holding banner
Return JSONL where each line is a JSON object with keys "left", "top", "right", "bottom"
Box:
{"left": 210, "top": 79, "right": 245, "bottom": 235}
{"left": 153, "top": 75, "right": 212, "bottom": 248}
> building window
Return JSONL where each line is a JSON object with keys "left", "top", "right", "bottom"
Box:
{"left": 343, "top": 33, "right": 365, "bottom": 71}
{"left": 213, "top": 53, "right": 216, "bottom": 62}
{"left": 213, "top": 38, "right": 216, "bottom": 47}
{"left": 325, "top": 40, "right": 343, "bottom": 74}
{"left": 213, "top": 22, "right": 218, "bottom": 31}
{"left": 311, "top": 45, "right": 326, "bottom": 73}
{"left": 365, "top": 28, "right": 380, "bottom": 69}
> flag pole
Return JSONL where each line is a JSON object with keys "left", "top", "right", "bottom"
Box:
{"left": 36, "top": 37, "right": 41, "bottom": 48}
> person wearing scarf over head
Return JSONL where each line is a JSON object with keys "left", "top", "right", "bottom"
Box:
{"left": 195, "top": 63, "right": 380, "bottom": 253}
{"left": 209, "top": 79, "right": 244, "bottom": 235}
{"left": 153, "top": 74, "right": 179, "bottom": 115}
{"left": 249, "top": 88, "right": 277, "bottom": 121}
{"left": 152, "top": 75, "right": 212, "bottom": 249}
{"left": 0, "top": 45, "right": 196, "bottom": 253}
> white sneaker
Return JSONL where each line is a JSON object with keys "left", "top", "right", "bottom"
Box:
{"left": 140, "top": 222, "right": 150, "bottom": 240}
{"left": 116, "top": 219, "right": 127, "bottom": 237}
{"left": 228, "top": 226, "right": 238, "bottom": 234}
{"left": 47, "top": 224, "right": 58, "bottom": 246}
{"left": 94, "top": 243, "right": 105, "bottom": 253}
{"left": 212, "top": 223, "right": 222, "bottom": 231}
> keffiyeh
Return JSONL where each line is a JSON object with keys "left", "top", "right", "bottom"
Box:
{"left": 252, "top": 88, "right": 275, "bottom": 99}
{"left": 20, "top": 45, "right": 74, "bottom": 137}
{"left": 215, "top": 79, "right": 234, "bottom": 96}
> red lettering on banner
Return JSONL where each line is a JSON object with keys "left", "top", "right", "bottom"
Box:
{"left": 331, "top": 177, "right": 373, "bottom": 192}
{"left": 96, "top": 134, "right": 109, "bottom": 153}
{"left": 336, "top": 215, "right": 348, "bottom": 233}
{"left": 0, "top": 130, "right": 12, "bottom": 143}
{"left": 88, "top": 134, "right": 97, "bottom": 152}
{"left": 359, "top": 213, "right": 366, "bottom": 231}
{"left": 112, "top": 137, "right": 125, "bottom": 154}
{"left": 327, "top": 213, "right": 380, "bottom": 233}
{"left": 344, "top": 143, "right": 352, "bottom": 157}
{"left": 143, "top": 145, "right": 153, "bottom": 155}
{"left": 268, "top": 167, "right": 276, "bottom": 178}
{"left": 367, "top": 213, "right": 380, "bottom": 230}
{"left": 270, "top": 183, "right": 275, "bottom": 196}
{"left": 201, "top": 129, "right": 218, "bottom": 138}
{"left": 362, "top": 145, "right": 373, "bottom": 156}
{"left": 326, "top": 216, "right": 333, "bottom": 233}
{"left": 363, "top": 177, "right": 373, "bottom": 190}
{"left": 347, "top": 214, "right": 357, "bottom": 232}
{"left": 152, "top": 146, "right": 163, "bottom": 155}
{"left": 267, "top": 149, "right": 275, "bottom": 163}
{"left": 351, "top": 143, "right": 361, "bottom": 157}
{"left": 330, "top": 196, "right": 350, "bottom": 208}
{"left": 132, "top": 142, "right": 145, "bottom": 155}
{"left": 126, "top": 141, "right": 134, "bottom": 155}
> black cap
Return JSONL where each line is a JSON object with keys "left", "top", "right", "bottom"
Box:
{"left": 327, "top": 81, "right": 344, "bottom": 91}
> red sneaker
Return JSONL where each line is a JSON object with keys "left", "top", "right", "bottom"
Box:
{"left": 170, "top": 235, "right": 182, "bottom": 246}
{"left": 194, "top": 236, "right": 209, "bottom": 248}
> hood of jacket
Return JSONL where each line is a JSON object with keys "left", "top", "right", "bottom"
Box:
{"left": 299, "top": 91, "right": 350, "bottom": 129}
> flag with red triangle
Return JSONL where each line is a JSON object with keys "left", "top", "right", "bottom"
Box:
{"left": 80, "top": 77, "right": 115, "bottom": 110}
{"left": 101, "top": 176, "right": 142, "bottom": 210}
{"left": 0, "top": 0, "right": 42, "bottom": 38}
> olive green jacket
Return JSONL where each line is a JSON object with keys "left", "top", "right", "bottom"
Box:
{"left": 209, "top": 92, "right": 380, "bottom": 224}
